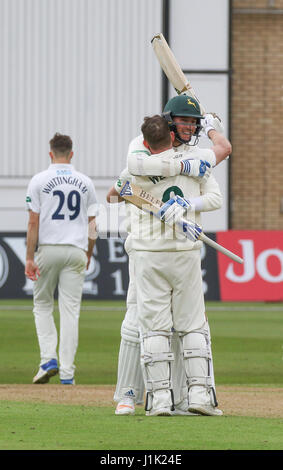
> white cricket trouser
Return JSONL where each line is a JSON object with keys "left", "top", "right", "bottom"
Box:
{"left": 114, "top": 248, "right": 144, "bottom": 403}
{"left": 135, "top": 249, "right": 206, "bottom": 334}
{"left": 33, "top": 245, "right": 87, "bottom": 380}
{"left": 135, "top": 249, "right": 208, "bottom": 409}
{"left": 114, "top": 244, "right": 191, "bottom": 406}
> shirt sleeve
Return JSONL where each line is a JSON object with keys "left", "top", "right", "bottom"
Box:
{"left": 198, "top": 173, "right": 223, "bottom": 212}
{"left": 193, "top": 148, "right": 216, "bottom": 167}
{"left": 119, "top": 167, "right": 132, "bottom": 181}
{"left": 127, "top": 140, "right": 183, "bottom": 177}
{"left": 127, "top": 135, "right": 150, "bottom": 155}
{"left": 26, "top": 176, "right": 41, "bottom": 213}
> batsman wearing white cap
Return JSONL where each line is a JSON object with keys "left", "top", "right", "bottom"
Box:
{"left": 25, "top": 133, "right": 98, "bottom": 385}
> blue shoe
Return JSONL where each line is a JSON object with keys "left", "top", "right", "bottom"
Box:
{"left": 60, "top": 378, "right": 75, "bottom": 385}
{"left": 33, "top": 359, "right": 58, "bottom": 384}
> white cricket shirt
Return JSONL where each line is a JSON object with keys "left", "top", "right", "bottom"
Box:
{"left": 125, "top": 136, "right": 222, "bottom": 252}
{"left": 26, "top": 164, "right": 98, "bottom": 250}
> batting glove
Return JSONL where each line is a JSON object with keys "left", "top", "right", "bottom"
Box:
{"left": 202, "top": 113, "right": 224, "bottom": 136}
{"left": 181, "top": 158, "right": 212, "bottom": 182}
{"left": 157, "top": 195, "right": 192, "bottom": 227}
{"left": 178, "top": 219, "right": 203, "bottom": 242}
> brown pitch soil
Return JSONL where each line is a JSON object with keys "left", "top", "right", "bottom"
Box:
{"left": 0, "top": 384, "right": 283, "bottom": 418}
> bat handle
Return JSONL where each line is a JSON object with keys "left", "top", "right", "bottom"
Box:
{"left": 199, "top": 233, "right": 243, "bottom": 264}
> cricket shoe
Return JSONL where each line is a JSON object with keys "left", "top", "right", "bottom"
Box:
{"left": 146, "top": 407, "right": 172, "bottom": 417}
{"left": 188, "top": 404, "right": 223, "bottom": 416}
{"left": 115, "top": 398, "right": 135, "bottom": 415}
{"left": 172, "top": 409, "right": 198, "bottom": 416}
{"left": 173, "top": 399, "right": 199, "bottom": 416}
{"left": 60, "top": 378, "right": 75, "bottom": 385}
{"left": 33, "top": 359, "right": 58, "bottom": 384}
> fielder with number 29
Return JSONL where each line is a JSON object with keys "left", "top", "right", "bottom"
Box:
{"left": 25, "top": 133, "right": 98, "bottom": 386}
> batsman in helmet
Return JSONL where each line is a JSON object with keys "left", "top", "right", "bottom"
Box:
{"left": 110, "top": 96, "right": 231, "bottom": 417}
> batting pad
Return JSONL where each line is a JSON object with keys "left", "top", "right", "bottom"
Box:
{"left": 121, "top": 321, "right": 140, "bottom": 344}
{"left": 142, "top": 332, "right": 174, "bottom": 411}
{"left": 182, "top": 329, "right": 212, "bottom": 406}
{"left": 113, "top": 338, "right": 144, "bottom": 404}
{"left": 171, "top": 331, "right": 188, "bottom": 406}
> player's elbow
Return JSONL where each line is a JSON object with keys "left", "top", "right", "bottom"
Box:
{"left": 214, "top": 193, "right": 223, "bottom": 210}
{"left": 208, "top": 193, "right": 223, "bottom": 211}
{"left": 219, "top": 141, "right": 232, "bottom": 161}
{"left": 127, "top": 153, "right": 145, "bottom": 176}
{"left": 127, "top": 160, "right": 138, "bottom": 176}
{"left": 216, "top": 140, "right": 232, "bottom": 164}
{"left": 225, "top": 141, "right": 232, "bottom": 157}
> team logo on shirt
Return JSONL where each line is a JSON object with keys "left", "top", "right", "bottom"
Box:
{"left": 26, "top": 196, "right": 31, "bottom": 202}
{"left": 56, "top": 169, "right": 72, "bottom": 176}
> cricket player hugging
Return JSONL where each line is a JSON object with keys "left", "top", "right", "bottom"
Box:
{"left": 119, "top": 96, "right": 231, "bottom": 416}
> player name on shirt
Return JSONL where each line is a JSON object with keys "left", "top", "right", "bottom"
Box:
{"left": 148, "top": 175, "right": 166, "bottom": 185}
{"left": 42, "top": 176, "right": 88, "bottom": 194}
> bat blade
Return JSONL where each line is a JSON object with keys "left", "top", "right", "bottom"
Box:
{"left": 151, "top": 33, "right": 205, "bottom": 114}
{"left": 118, "top": 180, "right": 243, "bottom": 264}
{"left": 119, "top": 180, "right": 163, "bottom": 215}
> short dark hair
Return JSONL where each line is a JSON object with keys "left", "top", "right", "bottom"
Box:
{"left": 49, "top": 133, "right": 73, "bottom": 154}
{"left": 141, "top": 115, "right": 171, "bottom": 151}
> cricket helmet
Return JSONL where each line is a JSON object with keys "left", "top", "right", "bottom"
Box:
{"left": 162, "top": 94, "right": 203, "bottom": 145}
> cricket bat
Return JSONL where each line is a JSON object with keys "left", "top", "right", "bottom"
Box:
{"left": 118, "top": 180, "right": 243, "bottom": 264}
{"left": 151, "top": 33, "right": 206, "bottom": 115}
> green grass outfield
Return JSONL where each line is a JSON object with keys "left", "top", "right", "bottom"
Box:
{"left": 0, "top": 299, "right": 283, "bottom": 451}
{"left": 1, "top": 403, "right": 283, "bottom": 451}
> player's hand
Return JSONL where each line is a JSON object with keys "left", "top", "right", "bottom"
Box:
{"left": 181, "top": 158, "right": 212, "bottom": 182}
{"left": 25, "top": 260, "right": 40, "bottom": 281}
{"left": 202, "top": 113, "right": 224, "bottom": 136}
{"left": 178, "top": 219, "right": 203, "bottom": 242}
{"left": 158, "top": 195, "right": 193, "bottom": 227}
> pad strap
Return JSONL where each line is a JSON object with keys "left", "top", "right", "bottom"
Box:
{"left": 142, "top": 330, "right": 173, "bottom": 339}
{"left": 146, "top": 379, "right": 172, "bottom": 392}
{"left": 143, "top": 352, "right": 174, "bottom": 365}
{"left": 180, "top": 328, "right": 209, "bottom": 341}
{"left": 187, "top": 376, "right": 213, "bottom": 388}
{"left": 183, "top": 348, "right": 211, "bottom": 360}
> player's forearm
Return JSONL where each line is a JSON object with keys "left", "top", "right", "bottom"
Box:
{"left": 85, "top": 217, "right": 97, "bottom": 270}
{"left": 208, "top": 130, "right": 232, "bottom": 166}
{"left": 87, "top": 238, "right": 96, "bottom": 258}
{"left": 26, "top": 223, "right": 38, "bottom": 261}
{"left": 184, "top": 191, "right": 222, "bottom": 213}
{"left": 88, "top": 217, "right": 98, "bottom": 243}
{"left": 199, "top": 174, "right": 223, "bottom": 211}
{"left": 107, "top": 186, "right": 124, "bottom": 203}
{"left": 196, "top": 192, "right": 223, "bottom": 212}
{"left": 127, "top": 150, "right": 183, "bottom": 177}
{"left": 127, "top": 150, "right": 212, "bottom": 181}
